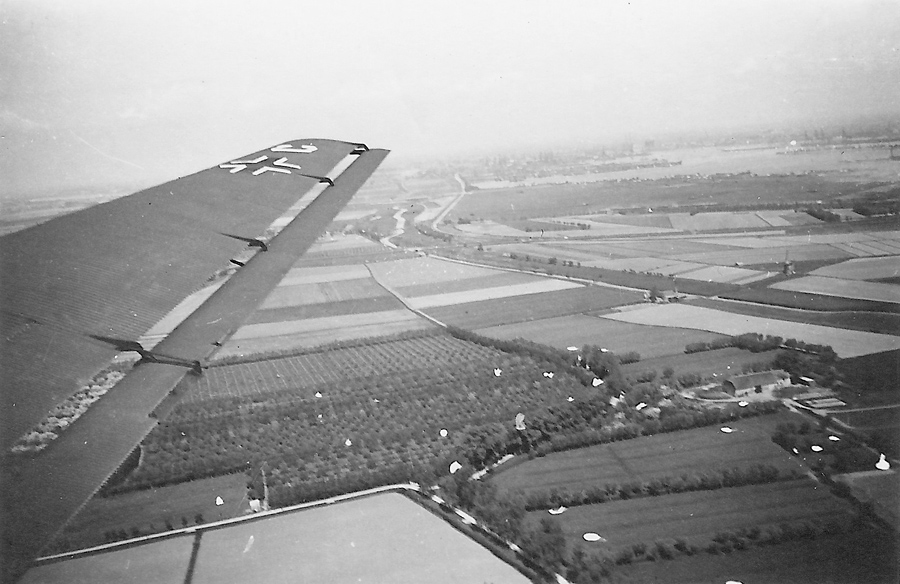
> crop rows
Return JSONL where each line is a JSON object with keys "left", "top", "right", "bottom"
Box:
{"left": 182, "top": 332, "right": 502, "bottom": 403}
{"left": 122, "top": 341, "right": 593, "bottom": 500}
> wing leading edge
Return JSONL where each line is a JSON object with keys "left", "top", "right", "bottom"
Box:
{"left": 0, "top": 141, "right": 388, "bottom": 580}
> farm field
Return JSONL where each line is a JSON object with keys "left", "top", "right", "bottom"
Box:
{"left": 475, "top": 314, "right": 728, "bottom": 359}
{"left": 191, "top": 493, "right": 529, "bottom": 584}
{"left": 423, "top": 285, "right": 644, "bottom": 329}
{"left": 771, "top": 275, "right": 900, "bottom": 304}
{"left": 367, "top": 256, "right": 501, "bottom": 287}
{"left": 393, "top": 271, "right": 536, "bottom": 297}
{"left": 685, "top": 297, "right": 900, "bottom": 335}
{"left": 810, "top": 256, "right": 900, "bottom": 280}
{"left": 22, "top": 534, "right": 194, "bottom": 584}
{"left": 260, "top": 277, "right": 390, "bottom": 309}
{"left": 187, "top": 332, "right": 498, "bottom": 403}
{"left": 124, "top": 331, "right": 598, "bottom": 500}
{"left": 218, "top": 309, "right": 433, "bottom": 358}
{"left": 58, "top": 474, "right": 249, "bottom": 551}
{"left": 406, "top": 278, "right": 582, "bottom": 310}
{"left": 601, "top": 303, "right": 900, "bottom": 358}
{"left": 452, "top": 158, "right": 887, "bottom": 220}
{"left": 616, "top": 526, "right": 898, "bottom": 584}
{"left": 491, "top": 413, "right": 805, "bottom": 496}
{"left": 621, "top": 347, "right": 784, "bottom": 380}
{"left": 527, "top": 479, "right": 854, "bottom": 553}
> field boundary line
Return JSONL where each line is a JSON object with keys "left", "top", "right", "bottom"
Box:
{"left": 35, "top": 483, "right": 422, "bottom": 565}
{"left": 364, "top": 264, "right": 448, "bottom": 328}
{"left": 427, "top": 252, "right": 642, "bottom": 294}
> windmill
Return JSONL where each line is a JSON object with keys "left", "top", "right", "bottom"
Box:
{"left": 782, "top": 250, "right": 795, "bottom": 276}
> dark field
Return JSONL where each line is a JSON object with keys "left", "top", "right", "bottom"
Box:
{"left": 528, "top": 479, "right": 854, "bottom": 552}
{"left": 614, "top": 526, "right": 898, "bottom": 584}
{"left": 491, "top": 413, "right": 805, "bottom": 496}
{"left": 450, "top": 174, "right": 872, "bottom": 221}
{"left": 423, "top": 285, "right": 644, "bottom": 329}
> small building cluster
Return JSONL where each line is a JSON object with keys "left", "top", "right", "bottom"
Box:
{"left": 721, "top": 370, "right": 790, "bottom": 398}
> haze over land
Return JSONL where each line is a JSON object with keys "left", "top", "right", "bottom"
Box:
{"left": 2, "top": 0, "right": 899, "bottom": 197}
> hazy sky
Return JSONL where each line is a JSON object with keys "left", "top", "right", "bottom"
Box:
{"left": 2, "top": 0, "right": 898, "bottom": 196}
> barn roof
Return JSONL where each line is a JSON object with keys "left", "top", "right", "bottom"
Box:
{"left": 724, "top": 370, "right": 789, "bottom": 390}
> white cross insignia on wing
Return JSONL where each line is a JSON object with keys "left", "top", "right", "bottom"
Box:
{"left": 219, "top": 155, "right": 302, "bottom": 176}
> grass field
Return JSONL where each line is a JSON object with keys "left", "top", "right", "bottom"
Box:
{"left": 475, "top": 314, "right": 728, "bottom": 359}
{"left": 811, "top": 256, "right": 900, "bottom": 280}
{"left": 191, "top": 493, "right": 528, "bottom": 584}
{"left": 771, "top": 275, "right": 900, "bottom": 304}
{"left": 491, "top": 413, "right": 805, "bottom": 496}
{"left": 615, "top": 526, "right": 898, "bottom": 584}
{"left": 58, "top": 474, "right": 249, "bottom": 550}
{"left": 528, "top": 479, "right": 854, "bottom": 553}
{"left": 622, "top": 347, "right": 783, "bottom": 379}
{"left": 601, "top": 303, "right": 900, "bottom": 358}
{"left": 423, "top": 285, "right": 644, "bottom": 329}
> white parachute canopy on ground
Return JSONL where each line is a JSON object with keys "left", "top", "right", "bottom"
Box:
{"left": 583, "top": 532, "right": 606, "bottom": 542}
{"left": 592, "top": 377, "right": 603, "bottom": 387}
{"left": 876, "top": 453, "right": 891, "bottom": 470}
{"left": 720, "top": 427, "right": 734, "bottom": 434}
{"left": 344, "top": 438, "right": 352, "bottom": 447}
{"left": 215, "top": 496, "right": 224, "bottom": 506}
{"left": 548, "top": 506, "right": 567, "bottom": 515}
{"left": 493, "top": 368, "right": 502, "bottom": 377}
{"left": 440, "top": 428, "right": 448, "bottom": 438}
{"left": 449, "top": 460, "right": 463, "bottom": 474}
{"left": 567, "top": 346, "right": 579, "bottom": 351}
{"left": 515, "top": 412, "right": 526, "bottom": 431}
{"left": 811, "top": 445, "right": 823, "bottom": 452}
{"left": 543, "top": 371, "right": 555, "bottom": 378}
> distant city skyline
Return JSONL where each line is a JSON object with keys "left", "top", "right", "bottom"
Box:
{"left": 2, "top": 0, "right": 898, "bottom": 196}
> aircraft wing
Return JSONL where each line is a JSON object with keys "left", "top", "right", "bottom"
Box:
{"left": 0, "top": 139, "right": 388, "bottom": 578}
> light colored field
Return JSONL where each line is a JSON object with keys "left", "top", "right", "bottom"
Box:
{"left": 678, "top": 245, "right": 850, "bottom": 265}
{"left": 584, "top": 213, "right": 674, "bottom": 228}
{"left": 192, "top": 493, "right": 529, "bottom": 584}
{"left": 601, "top": 304, "right": 900, "bottom": 358}
{"left": 770, "top": 276, "right": 900, "bottom": 304}
{"left": 230, "top": 309, "right": 424, "bottom": 340}
{"left": 260, "top": 278, "right": 388, "bottom": 309}
{"left": 22, "top": 535, "right": 193, "bottom": 584}
{"left": 333, "top": 208, "right": 377, "bottom": 221}
{"left": 406, "top": 278, "right": 582, "bottom": 309}
{"left": 679, "top": 264, "right": 767, "bottom": 283}
{"left": 669, "top": 211, "right": 770, "bottom": 231}
{"left": 307, "top": 233, "right": 379, "bottom": 253}
{"left": 475, "top": 314, "right": 726, "bottom": 359}
{"left": 810, "top": 257, "right": 900, "bottom": 280}
{"left": 367, "top": 256, "right": 500, "bottom": 288}
{"left": 396, "top": 271, "right": 537, "bottom": 297}
{"left": 455, "top": 220, "right": 528, "bottom": 237}
{"left": 279, "top": 264, "right": 371, "bottom": 286}
{"left": 754, "top": 210, "right": 793, "bottom": 227}
{"left": 220, "top": 315, "right": 434, "bottom": 357}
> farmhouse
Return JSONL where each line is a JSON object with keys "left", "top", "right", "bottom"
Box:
{"left": 722, "top": 370, "right": 790, "bottom": 397}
